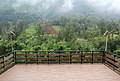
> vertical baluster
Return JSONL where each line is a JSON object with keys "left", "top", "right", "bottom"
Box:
{"left": 14, "top": 52, "right": 17, "bottom": 64}
{"left": 102, "top": 51, "right": 105, "bottom": 64}
{"left": 59, "top": 51, "right": 60, "bottom": 64}
{"left": 92, "top": 51, "right": 93, "bottom": 64}
{"left": 81, "top": 51, "right": 83, "bottom": 64}
{"left": 70, "top": 51, "right": 72, "bottom": 64}
{"left": 3, "top": 56, "right": 4, "bottom": 72}
{"left": 25, "top": 52, "right": 27, "bottom": 64}
{"left": 37, "top": 51, "right": 38, "bottom": 65}
{"left": 48, "top": 51, "right": 50, "bottom": 64}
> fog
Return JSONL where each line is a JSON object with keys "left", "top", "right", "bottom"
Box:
{"left": 1, "top": 0, "right": 120, "bottom": 18}
{"left": 12, "top": 0, "right": 120, "bottom": 12}
{"left": 87, "top": 0, "right": 120, "bottom": 13}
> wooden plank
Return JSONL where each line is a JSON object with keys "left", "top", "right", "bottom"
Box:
{"left": 49, "top": 54, "right": 59, "bottom": 56}
{"left": 60, "top": 54, "right": 70, "bottom": 56}
{"left": 27, "top": 54, "right": 37, "bottom": 56}
{"left": 4, "top": 58, "right": 14, "bottom": 66}
{"left": 105, "top": 58, "right": 119, "bottom": 67}
{"left": 16, "top": 54, "right": 26, "bottom": 56}
{"left": 105, "top": 61, "right": 118, "bottom": 69}
{"left": 16, "top": 58, "right": 26, "bottom": 60}
{"left": 105, "top": 54, "right": 114, "bottom": 60}
{"left": 38, "top": 54, "right": 48, "bottom": 56}
{"left": 4, "top": 63, "right": 14, "bottom": 70}
{"left": 4, "top": 54, "right": 13, "bottom": 61}
{"left": 105, "top": 58, "right": 114, "bottom": 64}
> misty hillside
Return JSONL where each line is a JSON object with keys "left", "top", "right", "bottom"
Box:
{"left": 0, "top": 0, "right": 120, "bottom": 20}
{"left": 0, "top": 0, "right": 120, "bottom": 55}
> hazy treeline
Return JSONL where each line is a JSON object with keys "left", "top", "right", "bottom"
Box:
{"left": 0, "top": 16, "right": 120, "bottom": 53}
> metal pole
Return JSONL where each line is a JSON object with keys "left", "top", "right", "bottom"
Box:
{"left": 105, "top": 35, "right": 108, "bottom": 51}
{"left": 10, "top": 33, "right": 14, "bottom": 52}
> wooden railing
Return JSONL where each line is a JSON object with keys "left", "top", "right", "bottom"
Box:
{"left": 104, "top": 51, "right": 120, "bottom": 74}
{"left": 0, "top": 50, "right": 120, "bottom": 75}
{"left": 14, "top": 50, "right": 105, "bottom": 64}
{"left": 0, "top": 52, "right": 14, "bottom": 74}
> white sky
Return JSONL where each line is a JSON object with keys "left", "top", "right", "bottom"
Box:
{"left": 13, "top": 0, "right": 120, "bottom": 13}
{"left": 87, "top": 0, "right": 120, "bottom": 13}
{"left": 60, "top": 0, "right": 73, "bottom": 12}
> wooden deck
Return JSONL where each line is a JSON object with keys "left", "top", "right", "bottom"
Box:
{"left": 0, "top": 64, "right": 120, "bottom": 81}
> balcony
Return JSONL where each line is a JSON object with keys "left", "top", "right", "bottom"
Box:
{"left": 0, "top": 50, "right": 120, "bottom": 81}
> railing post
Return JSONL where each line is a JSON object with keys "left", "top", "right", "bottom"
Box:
{"left": 48, "top": 51, "right": 50, "bottom": 64}
{"left": 14, "top": 52, "right": 17, "bottom": 64}
{"left": 114, "top": 54, "right": 116, "bottom": 63}
{"left": 113, "top": 54, "right": 116, "bottom": 70}
{"left": 70, "top": 51, "right": 72, "bottom": 64}
{"left": 37, "top": 51, "right": 38, "bottom": 65}
{"left": 92, "top": 51, "right": 93, "bottom": 64}
{"left": 3, "top": 56, "right": 5, "bottom": 71}
{"left": 59, "top": 52, "right": 60, "bottom": 64}
{"left": 81, "top": 51, "right": 83, "bottom": 64}
{"left": 102, "top": 51, "right": 105, "bottom": 64}
{"left": 25, "top": 52, "right": 27, "bottom": 64}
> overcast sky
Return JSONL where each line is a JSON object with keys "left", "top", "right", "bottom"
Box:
{"left": 87, "top": 0, "right": 120, "bottom": 13}
{"left": 13, "top": 0, "right": 120, "bottom": 13}
{"left": 10, "top": 0, "right": 120, "bottom": 18}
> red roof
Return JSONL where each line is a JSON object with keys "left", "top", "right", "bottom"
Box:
{"left": 44, "top": 25, "right": 58, "bottom": 34}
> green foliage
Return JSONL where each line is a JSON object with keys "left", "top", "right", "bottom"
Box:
{"left": 52, "top": 26, "right": 61, "bottom": 32}
{"left": 0, "top": 1, "right": 120, "bottom": 52}
{"left": 116, "top": 50, "right": 120, "bottom": 55}
{"left": 0, "top": 16, "right": 120, "bottom": 52}
{"left": 71, "top": 38, "right": 95, "bottom": 50}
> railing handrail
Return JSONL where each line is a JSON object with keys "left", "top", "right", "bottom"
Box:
{"left": 0, "top": 50, "right": 119, "bottom": 58}
{"left": 14, "top": 50, "right": 105, "bottom": 52}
